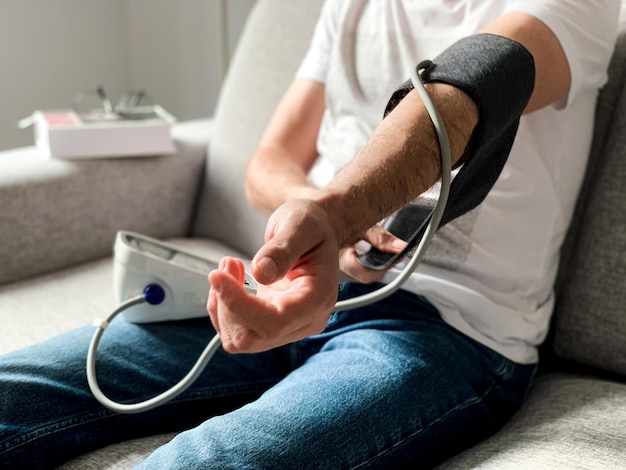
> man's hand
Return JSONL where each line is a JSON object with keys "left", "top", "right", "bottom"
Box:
{"left": 207, "top": 199, "right": 340, "bottom": 354}
{"left": 339, "top": 225, "right": 407, "bottom": 284}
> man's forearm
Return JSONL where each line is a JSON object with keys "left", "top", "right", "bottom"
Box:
{"left": 245, "top": 78, "right": 326, "bottom": 217}
{"left": 311, "top": 83, "right": 478, "bottom": 248}
{"left": 245, "top": 146, "right": 318, "bottom": 216}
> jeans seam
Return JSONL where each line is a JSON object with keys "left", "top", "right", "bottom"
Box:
{"left": 0, "top": 409, "right": 113, "bottom": 457}
{"left": 352, "top": 378, "right": 498, "bottom": 469}
{"left": 173, "top": 378, "right": 280, "bottom": 402}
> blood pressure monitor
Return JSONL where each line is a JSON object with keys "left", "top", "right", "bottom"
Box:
{"left": 113, "top": 231, "right": 257, "bottom": 323}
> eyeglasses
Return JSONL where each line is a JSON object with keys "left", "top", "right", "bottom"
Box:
{"left": 73, "top": 84, "right": 154, "bottom": 119}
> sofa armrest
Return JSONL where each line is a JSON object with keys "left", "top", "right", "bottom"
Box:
{"left": 0, "top": 119, "right": 212, "bottom": 285}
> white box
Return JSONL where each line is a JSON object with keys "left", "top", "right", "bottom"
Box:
{"left": 33, "top": 106, "right": 176, "bottom": 159}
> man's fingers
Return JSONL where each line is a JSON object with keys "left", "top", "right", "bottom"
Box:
{"left": 207, "top": 257, "right": 247, "bottom": 332}
{"left": 339, "top": 246, "right": 388, "bottom": 284}
{"left": 209, "top": 258, "right": 251, "bottom": 309}
{"left": 252, "top": 200, "right": 332, "bottom": 285}
{"left": 362, "top": 225, "right": 407, "bottom": 253}
{"left": 222, "top": 256, "right": 246, "bottom": 284}
{"left": 252, "top": 255, "right": 280, "bottom": 285}
{"left": 208, "top": 268, "right": 266, "bottom": 353}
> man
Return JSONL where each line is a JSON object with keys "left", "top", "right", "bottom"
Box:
{"left": 0, "top": 1, "right": 620, "bottom": 468}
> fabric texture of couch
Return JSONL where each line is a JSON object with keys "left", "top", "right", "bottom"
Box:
{"left": 1, "top": 1, "right": 625, "bottom": 468}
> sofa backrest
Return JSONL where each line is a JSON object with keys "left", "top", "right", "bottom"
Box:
{"left": 552, "top": 8, "right": 626, "bottom": 376}
{"left": 192, "top": 0, "right": 324, "bottom": 257}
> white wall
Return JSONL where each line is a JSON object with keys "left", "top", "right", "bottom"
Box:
{"left": 0, "top": 1, "right": 132, "bottom": 151}
{"left": 0, "top": 0, "right": 255, "bottom": 152}
{"left": 127, "top": 0, "right": 223, "bottom": 125}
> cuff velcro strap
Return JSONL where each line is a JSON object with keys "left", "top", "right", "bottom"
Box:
{"left": 385, "top": 33, "right": 535, "bottom": 227}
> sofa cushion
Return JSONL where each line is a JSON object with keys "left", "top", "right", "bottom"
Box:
{"left": 0, "top": 120, "right": 210, "bottom": 285}
{"left": 192, "top": 0, "right": 324, "bottom": 257}
{"left": 58, "top": 433, "right": 178, "bottom": 470}
{"left": 552, "top": 10, "right": 626, "bottom": 376}
{"left": 437, "top": 374, "right": 626, "bottom": 469}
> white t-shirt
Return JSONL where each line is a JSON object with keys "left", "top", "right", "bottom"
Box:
{"left": 297, "top": 0, "right": 621, "bottom": 364}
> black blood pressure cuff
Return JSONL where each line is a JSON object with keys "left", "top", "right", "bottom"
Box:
{"left": 385, "top": 33, "right": 535, "bottom": 227}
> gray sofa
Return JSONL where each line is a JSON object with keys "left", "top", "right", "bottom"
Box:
{"left": 1, "top": 0, "right": 625, "bottom": 468}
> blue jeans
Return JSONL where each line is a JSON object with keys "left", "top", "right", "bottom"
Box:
{"left": 0, "top": 283, "right": 536, "bottom": 469}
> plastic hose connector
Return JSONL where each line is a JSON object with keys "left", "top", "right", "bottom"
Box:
{"left": 143, "top": 284, "right": 165, "bottom": 305}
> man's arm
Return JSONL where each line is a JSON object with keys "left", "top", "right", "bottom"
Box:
{"left": 245, "top": 78, "right": 325, "bottom": 215}
{"left": 209, "top": 12, "right": 571, "bottom": 354}
{"left": 245, "top": 77, "right": 408, "bottom": 282}
{"left": 315, "top": 11, "right": 570, "bottom": 247}
{"left": 485, "top": 12, "right": 571, "bottom": 115}
{"left": 314, "top": 82, "right": 478, "bottom": 249}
